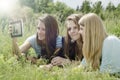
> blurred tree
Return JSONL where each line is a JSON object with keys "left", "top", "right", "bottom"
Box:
{"left": 106, "top": 2, "right": 116, "bottom": 12}
{"left": 20, "top": 0, "right": 35, "bottom": 9}
{"left": 76, "top": 5, "right": 80, "bottom": 11}
{"left": 92, "top": 1, "right": 103, "bottom": 14}
{"left": 80, "top": 0, "right": 91, "bottom": 13}
{"left": 116, "top": 3, "right": 120, "bottom": 11}
{"left": 113, "top": 4, "right": 120, "bottom": 18}
{"left": 35, "top": 0, "right": 53, "bottom": 13}
{"left": 54, "top": 2, "right": 74, "bottom": 22}
{"left": 92, "top": 1, "right": 105, "bottom": 20}
{"left": 20, "top": 0, "right": 53, "bottom": 13}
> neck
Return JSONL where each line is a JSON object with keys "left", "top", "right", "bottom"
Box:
{"left": 37, "top": 38, "right": 46, "bottom": 46}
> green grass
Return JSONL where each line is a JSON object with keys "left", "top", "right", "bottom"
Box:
{"left": 104, "top": 18, "right": 120, "bottom": 37}
{"left": 0, "top": 56, "right": 117, "bottom": 80}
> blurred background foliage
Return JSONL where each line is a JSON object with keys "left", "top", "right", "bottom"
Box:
{"left": 0, "top": 0, "right": 120, "bottom": 36}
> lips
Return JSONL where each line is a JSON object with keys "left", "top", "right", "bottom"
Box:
{"left": 38, "top": 35, "right": 45, "bottom": 40}
{"left": 71, "top": 34, "right": 80, "bottom": 40}
{"left": 71, "top": 34, "right": 78, "bottom": 36}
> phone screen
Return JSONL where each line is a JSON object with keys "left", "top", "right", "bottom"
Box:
{"left": 10, "top": 19, "right": 23, "bottom": 37}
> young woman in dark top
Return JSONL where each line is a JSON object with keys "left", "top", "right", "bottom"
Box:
{"left": 51, "top": 14, "right": 83, "bottom": 66}
{"left": 64, "top": 14, "right": 83, "bottom": 61}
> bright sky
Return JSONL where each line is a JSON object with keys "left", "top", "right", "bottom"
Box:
{"left": 54, "top": 0, "right": 120, "bottom": 9}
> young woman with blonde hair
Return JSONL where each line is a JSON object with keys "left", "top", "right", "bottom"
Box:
{"left": 79, "top": 13, "right": 120, "bottom": 75}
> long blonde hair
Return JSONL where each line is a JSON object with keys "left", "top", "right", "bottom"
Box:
{"left": 79, "top": 13, "right": 108, "bottom": 70}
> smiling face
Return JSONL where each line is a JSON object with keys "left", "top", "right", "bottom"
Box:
{"left": 37, "top": 21, "right": 46, "bottom": 40}
{"left": 67, "top": 20, "right": 80, "bottom": 41}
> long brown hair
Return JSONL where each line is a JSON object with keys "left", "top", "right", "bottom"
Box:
{"left": 64, "top": 14, "right": 83, "bottom": 61}
{"left": 37, "top": 14, "right": 59, "bottom": 58}
{"left": 79, "top": 13, "right": 108, "bottom": 70}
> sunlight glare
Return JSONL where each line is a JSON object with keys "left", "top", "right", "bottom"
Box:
{"left": 0, "top": 0, "right": 18, "bottom": 13}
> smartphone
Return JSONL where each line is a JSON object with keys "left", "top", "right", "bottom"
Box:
{"left": 10, "top": 19, "right": 23, "bottom": 37}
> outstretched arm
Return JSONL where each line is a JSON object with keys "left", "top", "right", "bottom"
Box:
{"left": 9, "top": 25, "right": 31, "bottom": 57}
{"left": 19, "top": 40, "right": 31, "bottom": 53}
{"left": 12, "top": 38, "right": 31, "bottom": 56}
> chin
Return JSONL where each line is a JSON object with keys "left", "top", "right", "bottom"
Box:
{"left": 38, "top": 37, "right": 45, "bottom": 40}
{"left": 38, "top": 39, "right": 43, "bottom": 40}
{"left": 72, "top": 37, "right": 79, "bottom": 41}
{"left": 71, "top": 38, "right": 77, "bottom": 41}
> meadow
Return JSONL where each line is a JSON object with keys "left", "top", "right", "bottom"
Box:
{"left": 0, "top": 16, "right": 120, "bottom": 80}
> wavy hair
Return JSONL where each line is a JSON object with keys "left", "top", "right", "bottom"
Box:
{"left": 64, "top": 14, "right": 83, "bottom": 61}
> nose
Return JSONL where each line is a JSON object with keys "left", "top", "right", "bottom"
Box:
{"left": 37, "top": 29, "right": 42, "bottom": 34}
{"left": 70, "top": 29, "right": 74, "bottom": 33}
